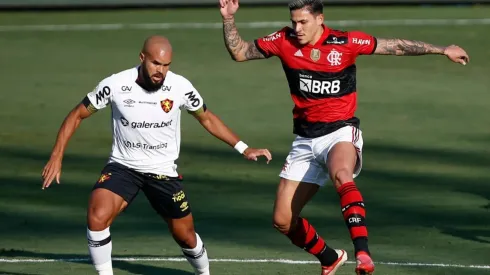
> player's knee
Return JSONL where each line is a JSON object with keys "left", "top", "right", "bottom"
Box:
{"left": 173, "top": 227, "right": 197, "bottom": 249}
{"left": 87, "top": 206, "right": 113, "bottom": 231}
{"left": 333, "top": 168, "right": 354, "bottom": 188}
{"left": 272, "top": 213, "right": 294, "bottom": 235}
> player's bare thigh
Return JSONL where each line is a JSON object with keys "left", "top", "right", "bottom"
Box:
{"left": 273, "top": 178, "right": 319, "bottom": 234}
{"left": 326, "top": 141, "right": 358, "bottom": 188}
{"left": 164, "top": 214, "right": 197, "bottom": 249}
{"left": 87, "top": 188, "right": 128, "bottom": 231}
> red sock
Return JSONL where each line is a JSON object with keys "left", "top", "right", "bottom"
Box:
{"left": 337, "top": 182, "right": 370, "bottom": 255}
{"left": 286, "top": 217, "right": 338, "bottom": 266}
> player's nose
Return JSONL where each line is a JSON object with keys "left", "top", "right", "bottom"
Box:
{"left": 156, "top": 65, "right": 164, "bottom": 73}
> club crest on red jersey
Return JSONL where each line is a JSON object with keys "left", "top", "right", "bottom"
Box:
{"left": 327, "top": 49, "right": 343, "bottom": 66}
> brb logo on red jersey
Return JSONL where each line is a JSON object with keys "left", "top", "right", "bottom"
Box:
{"left": 299, "top": 73, "right": 341, "bottom": 95}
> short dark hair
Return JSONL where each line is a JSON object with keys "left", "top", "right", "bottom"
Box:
{"left": 288, "top": 0, "right": 323, "bottom": 15}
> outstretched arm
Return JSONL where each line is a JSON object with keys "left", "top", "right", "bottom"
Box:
{"left": 190, "top": 107, "right": 272, "bottom": 163}
{"left": 222, "top": 16, "right": 266, "bottom": 62}
{"left": 374, "top": 38, "right": 469, "bottom": 64}
{"left": 374, "top": 38, "right": 445, "bottom": 55}
{"left": 42, "top": 102, "right": 94, "bottom": 189}
{"left": 220, "top": 0, "right": 265, "bottom": 62}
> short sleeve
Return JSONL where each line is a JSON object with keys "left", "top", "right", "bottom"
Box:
{"left": 85, "top": 78, "right": 113, "bottom": 110}
{"left": 348, "top": 30, "right": 377, "bottom": 56}
{"left": 254, "top": 28, "right": 287, "bottom": 58}
{"left": 181, "top": 80, "right": 204, "bottom": 112}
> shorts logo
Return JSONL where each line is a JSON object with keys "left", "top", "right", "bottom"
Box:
{"left": 98, "top": 173, "right": 112, "bottom": 183}
{"left": 282, "top": 160, "right": 290, "bottom": 172}
{"left": 161, "top": 98, "right": 173, "bottom": 113}
{"left": 172, "top": 191, "right": 186, "bottom": 202}
{"left": 180, "top": 201, "right": 189, "bottom": 212}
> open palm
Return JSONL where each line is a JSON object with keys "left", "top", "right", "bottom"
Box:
{"left": 219, "top": 0, "right": 239, "bottom": 18}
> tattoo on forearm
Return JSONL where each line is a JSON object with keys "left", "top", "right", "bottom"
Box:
{"left": 375, "top": 38, "right": 446, "bottom": 56}
{"left": 223, "top": 17, "right": 264, "bottom": 60}
{"left": 223, "top": 17, "right": 242, "bottom": 53}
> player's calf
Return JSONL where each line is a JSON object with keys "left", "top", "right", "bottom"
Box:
{"left": 336, "top": 181, "right": 370, "bottom": 256}
{"left": 167, "top": 215, "right": 210, "bottom": 275}
{"left": 143, "top": 177, "right": 210, "bottom": 274}
{"left": 274, "top": 216, "right": 341, "bottom": 268}
{"left": 327, "top": 143, "right": 371, "bottom": 257}
{"left": 273, "top": 180, "right": 341, "bottom": 268}
{"left": 87, "top": 227, "right": 113, "bottom": 275}
{"left": 86, "top": 188, "right": 127, "bottom": 275}
{"left": 181, "top": 232, "right": 209, "bottom": 275}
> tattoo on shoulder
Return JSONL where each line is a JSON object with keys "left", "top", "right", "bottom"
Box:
{"left": 245, "top": 42, "right": 266, "bottom": 60}
{"left": 375, "top": 38, "right": 445, "bottom": 56}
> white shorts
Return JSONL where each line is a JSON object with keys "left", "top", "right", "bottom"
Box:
{"left": 279, "top": 126, "right": 363, "bottom": 187}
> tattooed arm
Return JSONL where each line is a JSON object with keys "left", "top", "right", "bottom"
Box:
{"left": 374, "top": 38, "right": 445, "bottom": 55}
{"left": 222, "top": 16, "right": 266, "bottom": 62}
{"left": 374, "top": 38, "right": 469, "bottom": 64}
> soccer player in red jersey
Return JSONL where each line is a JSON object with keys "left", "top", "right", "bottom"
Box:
{"left": 219, "top": 0, "right": 469, "bottom": 274}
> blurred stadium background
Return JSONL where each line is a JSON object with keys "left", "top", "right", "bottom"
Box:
{"left": 0, "top": 0, "right": 489, "bottom": 274}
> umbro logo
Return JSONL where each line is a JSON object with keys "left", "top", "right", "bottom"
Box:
{"left": 294, "top": 50, "right": 303, "bottom": 57}
{"left": 123, "top": 99, "right": 136, "bottom": 107}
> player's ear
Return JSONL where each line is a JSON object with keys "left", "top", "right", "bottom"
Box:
{"left": 315, "top": 13, "right": 324, "bottom": 25}
{"left": 139, "top": 52, "right": 145, "bottom": 63}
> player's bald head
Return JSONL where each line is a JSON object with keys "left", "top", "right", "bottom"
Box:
{"left": 138, "top": 35, "right": 173, "bottom": 91}
{"left": 141, "top": 35, "right": 173, "bottom": 58}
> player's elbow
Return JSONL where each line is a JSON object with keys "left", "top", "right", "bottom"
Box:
{"left": 230, "top": 54, "right": 246, "bottom": 62}
{"left": 228, "top": 51, "right": 248, "bottom": 62}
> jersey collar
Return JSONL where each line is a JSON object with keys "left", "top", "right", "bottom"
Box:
{"left": 305, "top": 24, "right": 329, "bottom": 48}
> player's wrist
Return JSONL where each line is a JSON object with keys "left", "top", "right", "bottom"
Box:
{"left": 234, "top": 141, "right": 248, "bottom": 154}
{"left": 222, "top": 15, "right": 235, "bottom": 21}
{"left": 441, "top": 46, "right": 449, "bottom": 55}
{"left": 50, "top": 150, "right": 64, "bottom": 160}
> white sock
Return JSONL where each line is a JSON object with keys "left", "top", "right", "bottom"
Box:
{"left": 87, "top": 227, "right": 113, "bottom": 275}
{"left": 182, "top": 233, "right": 210, "bottom": 275}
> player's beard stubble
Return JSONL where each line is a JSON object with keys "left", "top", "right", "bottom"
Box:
{"left": 138, "top": 64, "right": 164, "bottom": 92}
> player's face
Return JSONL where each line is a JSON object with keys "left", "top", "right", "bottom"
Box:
{"left": 290, "top": 8, "right": 324, "bottom": 45}
{"left": 139, "top": 49, "right": 172, "bottom": 90}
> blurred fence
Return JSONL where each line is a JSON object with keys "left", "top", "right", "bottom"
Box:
{"left": 0, "top": 0, "right": 489, "bottom": 9}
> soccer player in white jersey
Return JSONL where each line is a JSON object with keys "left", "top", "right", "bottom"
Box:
{"left": 41, "top": 35, "right": 272, "bottom": 275}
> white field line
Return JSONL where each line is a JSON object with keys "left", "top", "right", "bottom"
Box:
{"left": 0, "top": 18, "right": 490, "bottom": 32}
{"left": 0, "top": 257, "right": 489, "bottom": 269}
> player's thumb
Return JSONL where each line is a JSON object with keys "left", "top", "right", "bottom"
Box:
{"left": 56, "top": 172, "right": 61, "bottom": 184}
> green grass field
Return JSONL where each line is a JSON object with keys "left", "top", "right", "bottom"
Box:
{"left": 0, "top": 5, "right": 489, "bottom": 275}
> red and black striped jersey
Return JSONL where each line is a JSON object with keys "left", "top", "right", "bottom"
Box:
{"left": 254, "top": 25, "right": 376, "bottom": 138}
